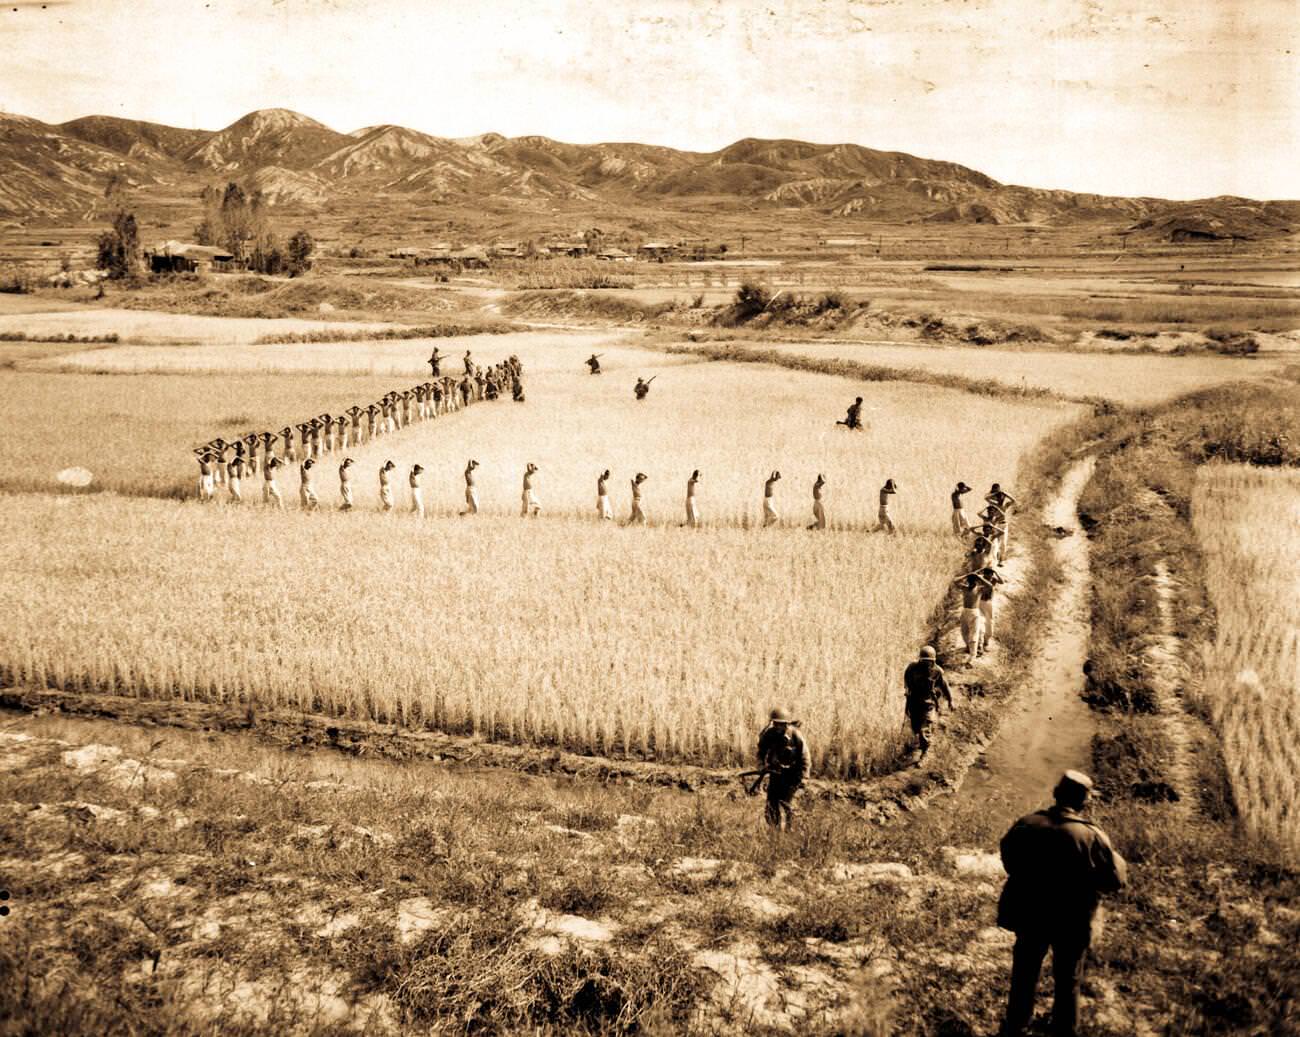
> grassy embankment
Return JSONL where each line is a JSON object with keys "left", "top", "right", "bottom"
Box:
{"left": 1061, "top": 380, "right": 1300, "bottom": 1034}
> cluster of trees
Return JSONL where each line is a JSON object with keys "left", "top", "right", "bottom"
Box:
{"left": 96, "top": 174, "right": 139, "bottom": 280}
{"left": 96, "top": 176, "right": 314, "bottom": 281}
{"left": 195, "top": 183, "right": 314, "bottom": 276}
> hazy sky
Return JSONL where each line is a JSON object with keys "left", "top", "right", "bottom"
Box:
{"left": 2, "top": 0, "right": 1297, "bottom": 199}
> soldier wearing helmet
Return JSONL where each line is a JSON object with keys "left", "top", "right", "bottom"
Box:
{"left": 902, "top": 645, "right": 951, "bottom": 763}
{"left": 997, "top": 771, "right": 1127, "bottom": 1037}
{"left": 755, "top": 707, "right": 809, "bottom": 831}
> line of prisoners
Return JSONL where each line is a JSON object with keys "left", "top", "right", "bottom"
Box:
{"left": 192, "top": 350, "right": 522, "bottom": 472}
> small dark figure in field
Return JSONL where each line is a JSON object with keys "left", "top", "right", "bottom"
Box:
{"left": 684, "top": 469, "right": 701, "bottom": 528}
{"left": 837, "top": 396, "right": 864, "bottom": 429}
{"left": 461, "top": 459, "right": 480, "bottom": 516}
{"left": 298, "top": 457, "right": 319, "bottom": 511}
{"left": 875, "top": 478, "right": 897, "bottom": 533}
{"left": 754, "top": 707, "right": 808, "bottom": 831}
{"left": 809, "top": 473, "right": 826, "bottom": 530}
{"left": 902, "top": 645, "right": 951, "bottom": 763}
{"left": 428, "top": 348, "right": 443, "bottom": 377}
{"left": 512, "top": 376, "right": 525, "bottom": 402}
{"left": 262, "top": 455, "right": 284, "bottom": 509}
{"left": 628, "top": 472, "right": 648, "bottom": 525}
{"left": 338, "top": 457, "right": 354, "bottom": 511}
{"left": 951, "top": 481, "right": 972, "bottom": 535}
{"left": 586, "top": 353, "right": 603, "bottom": 374}
{"left": 634, "top": 376, "right": 655, "bottom": 400}
{"left": 196, "top": 451, "right": 215, "bottom": 501}
{"left": 763, "top": 470, "right": 781, "bottom": 527}
{"left": 597, "top": 469, "right": 613, "bottom": 521}
{"left": 997, "top": 771, "right": 1127, "bottom": 1037}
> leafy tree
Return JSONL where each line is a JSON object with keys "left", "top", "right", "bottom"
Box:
{"left": 286, "top": 230, "right": 315, "bottom": 276}
{"left": 96, "top": 209, "right": 139, "bottom": 279}
{"left": 195, "top": 181, "right": 272, "bottom": 262}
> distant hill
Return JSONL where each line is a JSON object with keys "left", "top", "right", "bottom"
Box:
{"left": 2, "top": 106, "right": 1297, "bottom": 239}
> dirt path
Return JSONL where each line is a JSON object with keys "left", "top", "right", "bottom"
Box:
{"left": 945, "top": 457, "right": 1098, "bottom": 825}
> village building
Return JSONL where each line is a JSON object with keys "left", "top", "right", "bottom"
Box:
{"left": 596, "top": 247, "right": 634, "bottom": 263}
{"left": 637, "top": 242, "right": 678, "bottom": 261}
{"left": 146, "top": 241, "right": 242, "bottom": 274}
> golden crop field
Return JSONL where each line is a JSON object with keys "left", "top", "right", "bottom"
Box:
{"left": 0, "top": 339, "right": 1077, "bottom": 775}
{"left": 249, "top": 346, "right": 1079, "bottom": 529}
{"left": 1192, "top": 464, "right": 1300, "bottom": 853}
{"left": 732, "top": 340, "right": 1282, "bottom": 404}
{"left": 0, "top": 370, "right": 410, "bottom": 497}
{"left": 34, "top": 330, "right": 625, "bottom": 377}
{"left": 3, "top": 495, "right": 956, "bottom": 776}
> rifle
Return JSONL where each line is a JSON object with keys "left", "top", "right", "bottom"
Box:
{"left": 738, "top": 768, "right": 772, "bottom": 796}
{"left": 645, "top": 376, "right": 657, "bottom": 385}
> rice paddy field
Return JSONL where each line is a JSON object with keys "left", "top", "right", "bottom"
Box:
{"left": 0, "top": 331, "right": 1081, "bottom": 775}
{"left": 1192, "top": 464, "right": 1300, "bottom": 854}
{"left": 0, "top": 370, "right": 406, "bottom": 497}
{"left": 733, "top": 339, "right": 1282, "bottom": 405}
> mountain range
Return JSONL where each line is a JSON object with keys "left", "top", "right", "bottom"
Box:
{"left": 2, "top": 107, "right": 1296, "bottom": 239}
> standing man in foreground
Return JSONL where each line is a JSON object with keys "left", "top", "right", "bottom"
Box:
{"left": 998, "top": 771, "right": 1127, "bottom": 1037}
{"left": 903, "top": 645, "right": 952, "bottom": 763}
{"left": 755, "top": 707, "right": 808, "bottom": 831}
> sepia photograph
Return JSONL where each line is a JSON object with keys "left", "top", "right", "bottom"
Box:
{"left": 1, "top": 0, "right": 1297, "bottom": 1033}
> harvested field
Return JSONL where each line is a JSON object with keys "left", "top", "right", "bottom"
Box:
{"left": 699, "top": 339, "right": 1280, "bottom": 405}
{"left": 0, "top": 306, "right": 396, "bottom": 346}
{"left": 1192, "top": 464, "right": 1300, "bottom": 854}
{"left": 34, "top": 329, "right": 630, "bottom": 376}
{"left": 0, "top": 370, "right": 406, "bottom": 497}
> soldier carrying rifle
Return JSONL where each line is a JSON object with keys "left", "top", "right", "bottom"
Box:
{"left": 586, "top": 353, "right": 603, "bottom": 375}
{"left": 903, "top": 645, "right": 952, "bottom": 764}
{"left": 634, "top": 376, "right": 656, "bottom": 400}
{"left": 746, "top": 707, "right": 809, "bottom": 831}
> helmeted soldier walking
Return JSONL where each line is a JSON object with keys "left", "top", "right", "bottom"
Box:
{"left": 755, "top": 707, "right": 808, "bottom": 831}
{"left": 997, "top": 771, "right": 1127, "bottom": 1037}
{"left": 902, "top": 645, "right": 951, "bottom": 763}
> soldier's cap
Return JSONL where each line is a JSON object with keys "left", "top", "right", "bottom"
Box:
{"left": 918, "top": 645, "right": 937, "bottom": 660}
{"left": 1057, "top": 770, "right": 1093, "bottom": 794}
{"left": 769, "top": 707, "right": 798, "bottom": 724}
